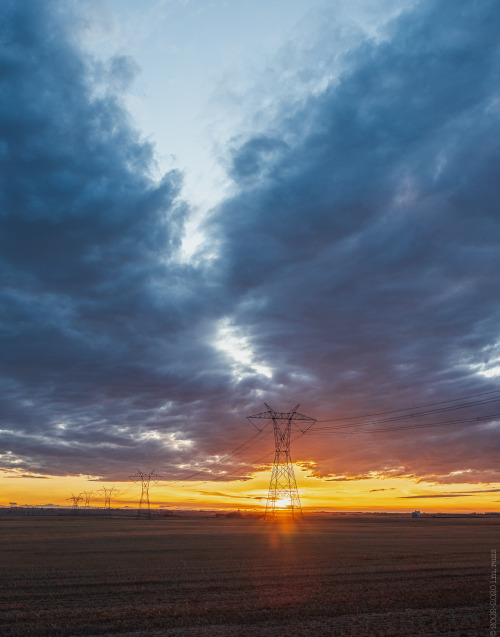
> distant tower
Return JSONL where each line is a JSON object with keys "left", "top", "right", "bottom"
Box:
{"left": 247, "top": 404, "right": 316, "bottom": 518}
{"left": 129, "top": 469, "right": 162, "bottom": 518}
{"left": 66, "top": 492, "right": 84, "bottom": 514}
{"left": 98, "top": 486, "right": 120, "bottom": 515}
{"left": 82, "top": 490, "right": 94, "bottom": 513}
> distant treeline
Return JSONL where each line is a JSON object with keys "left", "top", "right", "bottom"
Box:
{"left": 0, "top": 507, "right": 173, "bottom": 517}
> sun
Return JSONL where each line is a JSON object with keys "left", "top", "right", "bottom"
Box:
{"left": 274, "top": 497, "right": 292, "bottom": 509}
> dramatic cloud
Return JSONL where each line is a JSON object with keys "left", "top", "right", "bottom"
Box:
{"left": 205, "top": 0, "right": 500, "bottom": 482}
{"left": 1, "top": 0, "right": 500, "bottom": 487}
{"left": 0, "top": 0, "right": 236, "bottom": 479}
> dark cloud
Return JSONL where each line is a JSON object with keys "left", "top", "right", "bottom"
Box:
{"left": 1, "top": 0, "right": 500, "bottom": 489}
{"left": 0, "top": 0, "right": 238, "bottom": 479}
{"left": 5, "top": 474, "right": 51, "bottom": 479}
{"left": 205, "top": 0, "right": 500, "bottom": 483}
{"left": 228, "top": 135, "right": 289, "bottom": 183}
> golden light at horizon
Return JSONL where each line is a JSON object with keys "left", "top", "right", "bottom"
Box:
{"left": 1, "top": 466, "right": 499, "bottom": 514}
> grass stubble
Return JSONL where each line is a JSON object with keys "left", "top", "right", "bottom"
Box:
{"left": 0, "top": 514, "right": 497, "bottom": 636}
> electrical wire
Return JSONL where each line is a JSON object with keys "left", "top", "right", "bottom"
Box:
{"left": 309, "top": 394, "right": 500, "bottom": 431}
{"left": 91, "top": 388, "right": 500, "bottom": 493}
{"left": 202, "top": 428, "right": 310, "bottom": 483}
{"left": 305, "top": 412, "right": 500, "bottom": 435}
{"left": 167, "top": 427, "right": 272, "bottom": 485}
{"left": 312, "top": 398, "right": 500, "bottom": 431}
{"left": 314, "top": 388, "right": 500, "bottom": 423}
{"left": 170, "top": 390, "right": 500, "bottom": 483}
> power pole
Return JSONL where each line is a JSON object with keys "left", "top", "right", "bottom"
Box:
{"left": 247, "top": 404, "right": 316, "bottom": 518}
{"left": 129, "top": 469, "right": 162, "bottom": 518}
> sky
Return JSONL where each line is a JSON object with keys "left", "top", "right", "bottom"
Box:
{"left": 1, "top": 0, "right": 500, "bottom": 512}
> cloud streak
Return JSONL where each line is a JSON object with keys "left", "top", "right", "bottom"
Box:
{"left": 401, "top": 488, "right": 500, "bottom": 499}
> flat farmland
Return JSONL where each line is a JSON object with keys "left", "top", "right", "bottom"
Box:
{"left": 0, "top": 515, "right": 497, "bottom": 636}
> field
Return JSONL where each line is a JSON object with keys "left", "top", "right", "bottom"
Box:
{"left": 0, "top": 514, "right": 497, "bottom": 636}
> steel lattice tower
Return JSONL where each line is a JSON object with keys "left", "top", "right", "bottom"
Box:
{"left": 82, "top": 490, "right": 94, "bottom": 513}
{"left": 247, "top": 404, "right": 316, "bottom": 518}
{"left": 98, "top": 486, "right": 120, "bottom": 515}
{"left": 66, "top": 492, "right": 83, "bottom": 514}
{"left": 129, "top": 469, "right": 162, "bottom": 518}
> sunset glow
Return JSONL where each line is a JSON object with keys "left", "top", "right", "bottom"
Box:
{"left": 1, "top": 1, "right": 499, "bottom": 514}
{"left": 2, "top": 464, "right": 499, "bottom": 514}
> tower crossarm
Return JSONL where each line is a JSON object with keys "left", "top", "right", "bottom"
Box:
{"left": 247, "top": 410, "right": 316, "bottom": 422}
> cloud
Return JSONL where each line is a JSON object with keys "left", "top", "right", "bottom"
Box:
{"left": 0, "top": 0, "right": 500, "bottom": 489}
{"left": 0, "top": 0, "right": 236, "bottom": 479}
{"left": 197, "top": 490, "right": 253, "bottom": 499}
{"left": 401, "top": 488, "right": 500, "bottom": 499}
{"left": 204, "top": 0, "right": 500, "bottom": 483}
{"left": 402, "top": 494, "right": 469, "bottom": 499}
{"left": 228, "top": 135, "right": 289, "bottom": 183}
{"left": 7, "top": 475, "right": 51, "bottom": 480}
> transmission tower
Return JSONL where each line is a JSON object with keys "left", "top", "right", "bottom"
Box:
{"left": 247, "top": 404, "right": 316, "bottom": 518}
{"left": 82, "top": 490, "right": 94, "bottom": 513}
{"left": 98, "top": 486, "right": 120, "bottom": 514}
{"left": 66, "top": 492, "right": 84, "bottom": 514}
{"left": 129, "top": 469, "right": 162, "bottom": 518}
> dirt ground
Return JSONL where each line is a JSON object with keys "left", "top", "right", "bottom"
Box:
{"left": 0, "top": 515, "right": 497, "bottom": 636}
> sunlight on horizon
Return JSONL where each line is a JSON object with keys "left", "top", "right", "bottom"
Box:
{"left": 1, "top": 465, "right": 499, "bottom": 514}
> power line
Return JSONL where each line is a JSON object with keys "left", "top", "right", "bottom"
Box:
{"left": 169, "top": 428, "right": 271, "bottom": 484}
{"left": 203, "top": 452, "right": 273, "bottom": 482}
{"left": 314, "top": 388, "right": 500, "bottom": 423}
{"left": 162, "top": 391, "right": 500, "bottom": 487}
{"left": 210, "top": 431, "right": 311, "bottom": 487}
{"left": 180, "top": 430, "right": 309, "bottom": 485}
{"left": 310, "top": 394, "right": 500, "bottom": 431}
{"left": 305, "top": 412, "right": 500, "bottom": 435}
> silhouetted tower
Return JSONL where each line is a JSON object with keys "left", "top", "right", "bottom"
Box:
{"left": 82, "top": 490, "right": 94, "bottom": 513}
{"left": 98, "top": 486, "right": 120, "bottom": 514}
{"left": 66, "top": 492, "right": 83, "bottom": 514}
{"left": 129, "top": 469, "right": 161, "bottom": 518}
{"left": 247, "top": 404, "right": 316, "bottom": 518}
